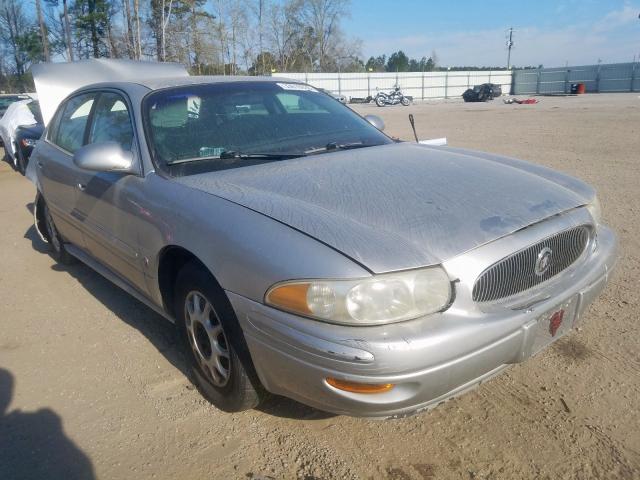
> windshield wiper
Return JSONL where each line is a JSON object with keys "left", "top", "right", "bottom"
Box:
{"left": 219, "top": 151, "right": 306, "bottom": 160}
{"left": 166, "top": 151, "right": 305, "bottom": 165}
{"left": 305, "top": 142, "right": 376, "bottom": 155}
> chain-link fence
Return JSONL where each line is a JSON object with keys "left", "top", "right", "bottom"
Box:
{"left": 276, "top": 71, "right": 513, "bottom": 101}
{"left": 513, "top": 62, "right": 640, "bottom": 94}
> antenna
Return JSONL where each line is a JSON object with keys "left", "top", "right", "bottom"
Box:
{"left": 506, "top": 27, "right": 514, "bottom": 69}
{"left": 408, "top": 114, "right": 419, "bottom": 143}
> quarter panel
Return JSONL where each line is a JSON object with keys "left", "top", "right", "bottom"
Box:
{"left": 33, "top": 141, "right": 85, "bottom": 247}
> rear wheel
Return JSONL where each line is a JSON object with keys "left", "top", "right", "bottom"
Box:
{"left": 42, "top": 201, "right": 74, "bottom": 264}
{"left": 174, "top": 262, "right": 264, "bottom": 412}
{"left": 375, "top": 95, "right": 386, "bottom": 107}
{"left": 15, "top": 144, "right": 26, "bottom": 175}
{"left": 401, "top": 97, "right": 410, "bottom": 106}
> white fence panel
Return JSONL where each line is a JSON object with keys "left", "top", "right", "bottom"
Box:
{"left": 276, "top": 70, "right": 514, "bottom": 101}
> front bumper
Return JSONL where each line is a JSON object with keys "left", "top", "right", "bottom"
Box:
{"left": 228, "top": 221, "right": 617, "bottom": 418}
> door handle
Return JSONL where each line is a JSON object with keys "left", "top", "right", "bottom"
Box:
{"left": 77, "top": 183, "right": 87, "bottom": 191}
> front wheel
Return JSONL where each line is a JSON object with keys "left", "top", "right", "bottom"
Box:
{"left": 174, "top": 262, "right": 264, "bottom": 412}
{"left": 375, "top": 95, "right": 386, "bottom": 107}
{"left": 401, "top": 97, "right": 410, "bottom": 106}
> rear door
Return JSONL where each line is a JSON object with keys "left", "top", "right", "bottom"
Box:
{"left": 73, "top": 90, "right": 147, "bottom": 292}
{"left": 36, "top": 92, "right": 97, "bottom": 248}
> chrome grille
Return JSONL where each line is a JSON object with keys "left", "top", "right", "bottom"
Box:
{"left": 472, "top": 225, "right": 591, "bottom": 302}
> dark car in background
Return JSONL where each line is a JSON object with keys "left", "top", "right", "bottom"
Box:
{"left": 462, "top": 83, "right": 502, "bottom": 102}
{"left": 15, "top": 122, "right": 44, "bottom": 174}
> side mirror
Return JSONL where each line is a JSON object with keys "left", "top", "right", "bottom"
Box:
{"left": 364, "top": 114, "right": 385, "bottom": 131}
{"left": 73, "top": 142, "right": 135, "bottom": 173}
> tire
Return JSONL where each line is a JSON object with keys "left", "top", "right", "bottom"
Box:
{"left": 15, "top": 144, "right": 26, "bottom": 175}
{"left": 375, "top": 95, "right": 386, "bottom": 107}
{"left": 42, "top": 201, "right": 75, "bottom": 264}
{"left": 401, "top": 97, "right": 410, "bottom": 106}
{"left": 174, "top": 261, "right": 264, "bottom": 412}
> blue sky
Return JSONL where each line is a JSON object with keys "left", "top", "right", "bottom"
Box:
{"left": 343, "top": 0, "right": 640, "bottom": 67}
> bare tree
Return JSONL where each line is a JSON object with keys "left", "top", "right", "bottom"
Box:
{"left": 431, "top": 49, "right": 438, "bottom": 69}
{"left": 267, "top": 0, "right": 302, "bottom": 72}
{"left": 62, "top": 0, "right": 74, "bottom": 60}
{"left": 300, "top": 0, "right": 349, "bottom": 71}
{"left": 122, "top": 0, "right": 134, "bottom": 57}
{"left": 35, "top": 0, "right": 50, "bottom": 60}
{"left": 105, "top": 1, "right": 121, "bottom": 57}
{"left": 133, "top": 0, "right": 141, "bottom": 58}
{"left": 0, "top": 0, "right": 30, "bottom": 75}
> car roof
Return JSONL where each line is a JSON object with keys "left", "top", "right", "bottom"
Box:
{"left": 31, "top": 59, "right": 305, "bottom": 125}
{"left": 133, "top": 75, "right": 302, "bottom": 90}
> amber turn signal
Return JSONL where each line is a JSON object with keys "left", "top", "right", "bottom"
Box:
{"left": 265, "top": 283, "right": 311, "bottom": 315}
{"left": 326, "top": 377, "right": 395, "bottom": 394}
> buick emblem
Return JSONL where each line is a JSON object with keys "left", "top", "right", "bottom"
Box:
{"left": 534, "top": 247, "right": 552, "bottom": 276}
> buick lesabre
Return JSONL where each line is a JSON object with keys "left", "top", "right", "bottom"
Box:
{"left": 27, "top": 60, "right": 617, "bottom": 417}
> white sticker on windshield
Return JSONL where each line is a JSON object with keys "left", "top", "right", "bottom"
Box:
{"left": 199, "top": 146, "right": 225, "bottom": 157}
{"left": 276, "top": 82, "right": 317, "bottom": 92}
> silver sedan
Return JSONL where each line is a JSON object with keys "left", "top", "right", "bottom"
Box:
{"left": 27, "top": 62, "right": 617, "bottom": 418}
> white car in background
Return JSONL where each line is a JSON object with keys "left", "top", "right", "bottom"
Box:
{"left": 0, "top": 98, "right": 41, "bottom": 168}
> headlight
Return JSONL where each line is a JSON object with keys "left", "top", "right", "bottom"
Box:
{"left": 265, "top": 267, "right": 452, "bottom": 325}
{"left": 586, "top": 196, "right": 601, "bottom": 224}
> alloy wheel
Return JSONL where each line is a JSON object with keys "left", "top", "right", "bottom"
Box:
{"left": 184, "top": 291, "right": 231, "bottom": 387}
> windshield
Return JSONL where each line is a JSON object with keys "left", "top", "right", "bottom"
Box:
{"left": 143, "top": 81, "right": 392, "bottom": 176}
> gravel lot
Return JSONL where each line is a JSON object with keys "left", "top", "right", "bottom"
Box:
{"left": 1, "top": 93, "right": 638, "bottom": 480}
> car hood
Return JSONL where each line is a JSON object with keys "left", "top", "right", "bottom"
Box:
{"left": 17, "top": 123, "right": 44, "bottom": 137}
{"left": 176, "top": 143, "right": 593, "bottom": 273}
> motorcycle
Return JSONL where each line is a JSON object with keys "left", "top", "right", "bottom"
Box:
{"left": 374, "top": 85, "right": 411, "bottom": 107}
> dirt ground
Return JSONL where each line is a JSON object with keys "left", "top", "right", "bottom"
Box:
{"left": 0, "top": 93, "right": 638, "bottom": 480}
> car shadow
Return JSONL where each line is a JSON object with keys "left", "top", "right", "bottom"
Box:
{"left": 257, "top": 395, "right": 335, "bottom": 420}
{"left": 24, "top": 223, "right": 189, "bottom": 379}
{"left": 0, "top": 368, "right": 96, "bottom": 479}
{"left": 24, "top": 221, "right": 336, "bottom": 421}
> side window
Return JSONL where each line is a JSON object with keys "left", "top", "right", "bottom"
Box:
{"left": 52, "top": 93, "right": 96, "bottom": 153}
{"left": 88, "top": 92, "right": 134, "bottom": 150}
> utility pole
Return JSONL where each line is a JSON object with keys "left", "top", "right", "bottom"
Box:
{"left": 506, "top": 27, "right": 514, "bottom": 69}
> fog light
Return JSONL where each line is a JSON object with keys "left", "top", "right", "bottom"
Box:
{"left": 326, "top": 377, "right": 395, "bottom": 394}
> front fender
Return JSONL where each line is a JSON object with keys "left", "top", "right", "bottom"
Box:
{"left": 138, "top": 174, "right": 371, "bottom": 306}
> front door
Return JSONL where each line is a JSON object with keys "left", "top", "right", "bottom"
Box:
{"left": 73, "top": 91, "right": 147, "bottom": 293}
